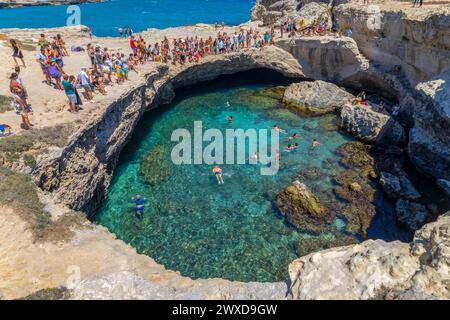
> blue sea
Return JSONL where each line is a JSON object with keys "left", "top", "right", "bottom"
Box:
{"left": 0, "top": 0, "right": 255, "bottom": 36}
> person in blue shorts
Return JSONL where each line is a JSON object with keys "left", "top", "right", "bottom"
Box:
{"left": 130, "top": 195, "right": 147, "bottom": 218}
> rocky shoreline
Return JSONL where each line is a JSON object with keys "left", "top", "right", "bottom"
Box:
{"left": 0, "top": 1, "right": 449, "bottom": 300}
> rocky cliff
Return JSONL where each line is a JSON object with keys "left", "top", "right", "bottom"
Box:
{"left": 333, "top": 4, "right": 450, "bottom": 86}
{"left": 408, "top": 71, "right": 450, "bottom": 181}
{"left": 288, "top": 212, "right": 450, "bottom": 300}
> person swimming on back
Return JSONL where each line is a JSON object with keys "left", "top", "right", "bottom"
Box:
{"left": 312, "top": 139, "right": 320, "bottom": 149}
{"left": 130, "top": 195, "right": 147, "bottom": 218}
{"left": 213, "top": 166, "right": 224, "bottom": 185}
{"left": 286, "top": 143, "right": 299, "bottom": 152}
{"left": 272, "top": 125, "right": 286, "bottom": 134}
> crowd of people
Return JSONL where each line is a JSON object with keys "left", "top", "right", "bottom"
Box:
{"left": 279, "top": 16, "right": 353, "bottom": 41}
{"left": 5, "top": 25, "right": 277, "bottom": 131}
{"left": 125, "top": 28, "right": 275, "bottom": 67}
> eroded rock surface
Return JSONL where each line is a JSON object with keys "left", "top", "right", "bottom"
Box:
{"left": 340, "top": 103, "right": 390, "bottom": 142}
{"left": 275, "top": 181, "right": 333, "bottom": 234}
{"left": 283, "top": 80, "right": 354, "bottom": 115}
{"left": 288, "top": 213, "right": 450, "bottom": 300}
{"left": 408, "top": 71, "right": 450, "bottom": 181}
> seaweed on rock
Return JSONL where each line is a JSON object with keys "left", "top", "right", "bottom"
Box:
{"left": 334, "top": 141, "right": 378, "bottom": 238}
{"left": 140, "top": 146, "right": 172, "bottom": 186}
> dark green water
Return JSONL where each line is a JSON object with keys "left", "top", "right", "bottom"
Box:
{"left": 95, "top": 72, "right": 406, "bottom": 282}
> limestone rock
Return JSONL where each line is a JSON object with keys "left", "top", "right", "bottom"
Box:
{"left": 376, "top": 119, "right": 406, "bottom": 147}
{"left": 379, "top": 172, "right": 420, "bottom": 200}
{"left": 288, "top": 239, "right": 419, "bottom": 300}
{"left": 251, "top": 4, "right": 267, "bottom": 21}
{"left": 408, "top": 71, "right": 450, "bottom": 181}
{"left": 340, "top": 103, "right": 390, "bottom": 142}
{"left": 379, "top": 171, "right": 402, "bottom": 199}
{"left": 396, "top": 199, "right": 429, "bottom": 232}
{"left": 283, "top": 80, "right": 354, "bottom": 115}
{"left": 333, "top": 4, "right": 450, "bottom": 85}
{"left": 275, "top": 181, "right": 332, "bottom": 234}
{"left": 292, "top": 2, "right": 331, "bottom": 28}
{"left": 398, "top": 175, "right": 421, "bottom": 200}
{"left": 288, "top": 213, "right": 450, "bottom": 300}
{"left": 70, "top": 271, "right": 287, "bottom": 300}
{"left": 437, "top": 179, "right": 450, "bottom": 197}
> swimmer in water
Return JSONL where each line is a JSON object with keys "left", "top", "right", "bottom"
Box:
{"left": 292, "top": 143, "right": 299, "bottom": 151}
{"left": 288, "top": 133, "right": 300, "bottom": 140}
{"left": 312, "top": 139, "right": 320, "bottom": 149}
{"left": 213, "top": 166, "right": 224, "bottom": 185}
{"left": 272, "top": 125, "right": 286, "bottom": 134}
{"left": 286, "top": 144, "right": 293, "bottom": 152}
{"left": 249, "top": 151, "right": 259, "bottom": 163}
{"left": 226, "top": 115, "right": 234, "bottom": 123}
{"left": 129, "top": 195, "right": 147, "bottom": 219}
{"left": 225, "top": 101, "right": 230, "bottom": 107}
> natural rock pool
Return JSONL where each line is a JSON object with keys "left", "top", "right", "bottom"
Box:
{"left": 96, "top": 72, "right": 409, "bottom": 282}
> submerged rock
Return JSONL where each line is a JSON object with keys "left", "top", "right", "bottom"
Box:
{"left": 335, "top": 142, "right": 378, "bottom": 237}
{"left": 396, "top": 199, "right": 429, "bottom": 232}
{"left": 275, "top": 181, "right": 333, "bottom": 234}
{"left": 340, "top": 103, "right": 390, "bottom": 142}
{"left": 297, "top": 167, "right": 326, "bottom": 181}
{"left": 140, "top": 146, "right": 172, "bottom": 186}
{"left": 283, "top": 81, "right": 354, "bottom": 116}
{"left": 337, "top": 141, "right": 374, "bottom": 170}
{"left": 317, "top": 115, "right": 340, "bottom": 133}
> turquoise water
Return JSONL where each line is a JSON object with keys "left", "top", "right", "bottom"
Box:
{"left": 0, "top": 0, "right": 254, "bottom": 37}
{"left": 95, "top": 73, "right": 363, "bottom": 282}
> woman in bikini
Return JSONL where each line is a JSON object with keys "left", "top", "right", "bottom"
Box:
{"left": 56, "top": 34, "right": 69, "bottom": 56}
{"left": 10, "top": 39, "right": 26, "bottom": 67}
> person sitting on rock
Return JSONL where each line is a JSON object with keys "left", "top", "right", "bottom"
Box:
{"left": 354, "top": 91, "right": 367, "bottom": 105}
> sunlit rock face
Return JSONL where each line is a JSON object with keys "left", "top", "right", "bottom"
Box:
{"left": 408, "top": 71, "right": 450, "bottom": 181}
{"left": 288, "top": 213, "right": 450, "bottom": 300}
{"left": 333, "top": 4, "right": 450, "bottom": 85}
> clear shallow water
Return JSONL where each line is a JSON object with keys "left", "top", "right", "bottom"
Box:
{"left": 96, "top": 72, "right": 366, "bottom": 282}
{"left": 0, "top": 0, "right": 254, "bottom": 37}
